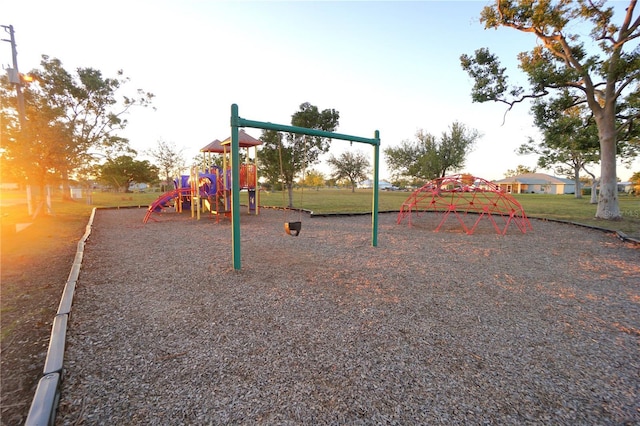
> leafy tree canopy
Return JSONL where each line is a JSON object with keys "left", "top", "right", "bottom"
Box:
{"left": 327, "top": 150, "right": 371, "bottom": 192}
{"left": 259, "top": 102, "right": 340, "bottom": 207}
{"left": 98, "top": 155, "right": 158, "bottom": 192}
{"left": 0, "top": 55, "right": 154, "bottom": 198}
{"left": 504, "top": 164, "right": 536, "bottom": 177}
{"left": 384, "top": 121, "right": 480, "bottom": 181}
{"left": 146, "top": 139, "right": 185, "bottom": 186}
{"left": 301, "top": 169, "right": 326, "bottom": 190}
{"left": 519, "top": 90, "right": 602, "bottom": 198}
{"left": 630, "top": 170, "right": 640, "bottom": 194}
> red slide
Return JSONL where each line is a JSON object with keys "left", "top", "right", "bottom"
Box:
{"left": 143, "top": 187, "right": 192, "bottom": 224}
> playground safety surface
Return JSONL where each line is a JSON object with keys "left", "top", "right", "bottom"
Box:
{"left": 1, "top": 212, "right": 86, "bottom": 426}
{"left": 55, "top": 207, "right": 639, "bottom": 424}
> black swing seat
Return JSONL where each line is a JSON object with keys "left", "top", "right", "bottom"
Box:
{"left": 285, "top": 221, "right": 302, "bottom": 236}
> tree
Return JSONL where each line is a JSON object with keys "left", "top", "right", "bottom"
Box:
{"left": 384, "top": 121, "right": 480, "bottom": 181}
{"left": 519, "top": 91, "right": 601, "bottom": 198}
{"left": 146, "top": 139, "right": 185, "bottom": 191}
{"left": 258, "top": 102, "right": 340, "bottom": 207}
{"left": 301, "top": 169, "right": 326, "bottom": 190}
{"left": 384, "top": 134, "right": 433, "bottom": 180}
{"left": 258, "top": 129, "right": 285, "bottom": 190}
{"left": 98, "top": 155, "right": 158, "bottom": 192}
{"left": 327, "top": 151, "right": 371, "bottom": 192}
{"left": 504, "top": 165, "right": 536, "bottom": 177}
{"left": 630, "top": 171, "right": 640, "bottom": 195}
{"left": 0, "top": 55, "right": 154, "bottom": 200}
{"left": 460, "top": 0, "right": 640, "bottom": 220}
{"left": 1, "top": 70, "right": 75, "bottom": 196}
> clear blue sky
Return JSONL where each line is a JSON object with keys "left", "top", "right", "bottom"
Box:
{"left": 3, "top": 0, "right": 638, "bottom": 181}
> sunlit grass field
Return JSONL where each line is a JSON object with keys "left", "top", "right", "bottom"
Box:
{"left": 1, "top": 187, "right": 639, "bottom": 237}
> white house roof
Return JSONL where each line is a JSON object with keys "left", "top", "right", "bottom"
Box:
{"left": 494, "top": 173, "right": 575, "bottom": 185}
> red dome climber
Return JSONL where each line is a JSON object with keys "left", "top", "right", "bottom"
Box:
{"left": 397, "top": 174, "right": 532, "bottom": 235}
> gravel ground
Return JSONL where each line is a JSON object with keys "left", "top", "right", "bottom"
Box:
{"left": 56, "top": 207, "right": 639, "bottom": 425}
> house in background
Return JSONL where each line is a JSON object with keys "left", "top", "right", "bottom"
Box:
{"left": 493, "top": 173, "right": 576, "bottom": 195}
{"left": 358, "top": 180, "right": 396, "bottom": 190}
{"left": 618, "top": 181, "right": 634, "bottom": 194}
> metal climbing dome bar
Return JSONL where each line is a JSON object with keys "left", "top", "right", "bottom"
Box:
{"left": 397, "top": 174, "right": 532, "bottom": 235}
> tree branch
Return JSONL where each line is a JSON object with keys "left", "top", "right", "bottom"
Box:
{"left": 614, "top": 70, "right": 640, "bottom": 99}
{"left": 619, "top": 0, "right": 638, "bottom": 34}
{"left": 496, "top": 90, "right": 549, "bottom": 125}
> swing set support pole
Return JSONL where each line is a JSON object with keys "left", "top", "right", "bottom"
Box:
{"left": 230, "top": 104, "right": 380, "bottom": 270}
{"left": 230, "top": 104, "right": 242, "bottom": 270}
{"left": 371, "top": 130, "right": 380, "bottom": 247}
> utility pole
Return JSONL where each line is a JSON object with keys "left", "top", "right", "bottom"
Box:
{"left": 1, "top": 24, "right": 26, "bottom": 129}
{"left": 2, "top": 24, "right": 36, "bottom": 216}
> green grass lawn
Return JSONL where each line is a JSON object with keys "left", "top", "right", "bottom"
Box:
{"left": 512, "top": 193, "right": 639, "bottom": 236}
{"left": 1, "top": 188, "right": 639, "bottom": 237}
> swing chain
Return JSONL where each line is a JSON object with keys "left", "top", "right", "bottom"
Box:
{"left": 278, "top": 133, "right": 305, "bottom": 236}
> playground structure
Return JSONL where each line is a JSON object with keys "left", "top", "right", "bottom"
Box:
{"left": 144, "top": 104, "right": 380, "bottom": 270}
{"left": 143, "top": 130, "right": 261, "bottom": 224}
{"left": 397, "top": 174, "right": 532, "bottom": 235}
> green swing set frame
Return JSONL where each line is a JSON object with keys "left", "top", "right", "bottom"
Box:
{"left": 230, "top": 104, "right": 381, "bottom": 270}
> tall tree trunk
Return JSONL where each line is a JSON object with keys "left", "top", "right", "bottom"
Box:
{"left": 582, "top": 166, "right": 598, "bottom": 204}
{"left": 61, "top": 169, "right": 72, "bottom": 201}
{"left": 38, "top": 182, "right": 46, "bottom": 207}
{"left": 31, "top": 182, "right": 48, "bottom": 219}
{"left": 573, "top": 166, "right": 582, "bottom": 198}
{"left": 287, "top": 183, "right": 294, "bottom": 208}
{"left": 590, "top": 177, "right": 599, "bottom": 204}
{"left": 594, "top": 114, "right": 621, "bottom": 219}
{"left": 573, "top": 166, "right": 582, "bottom": 199}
